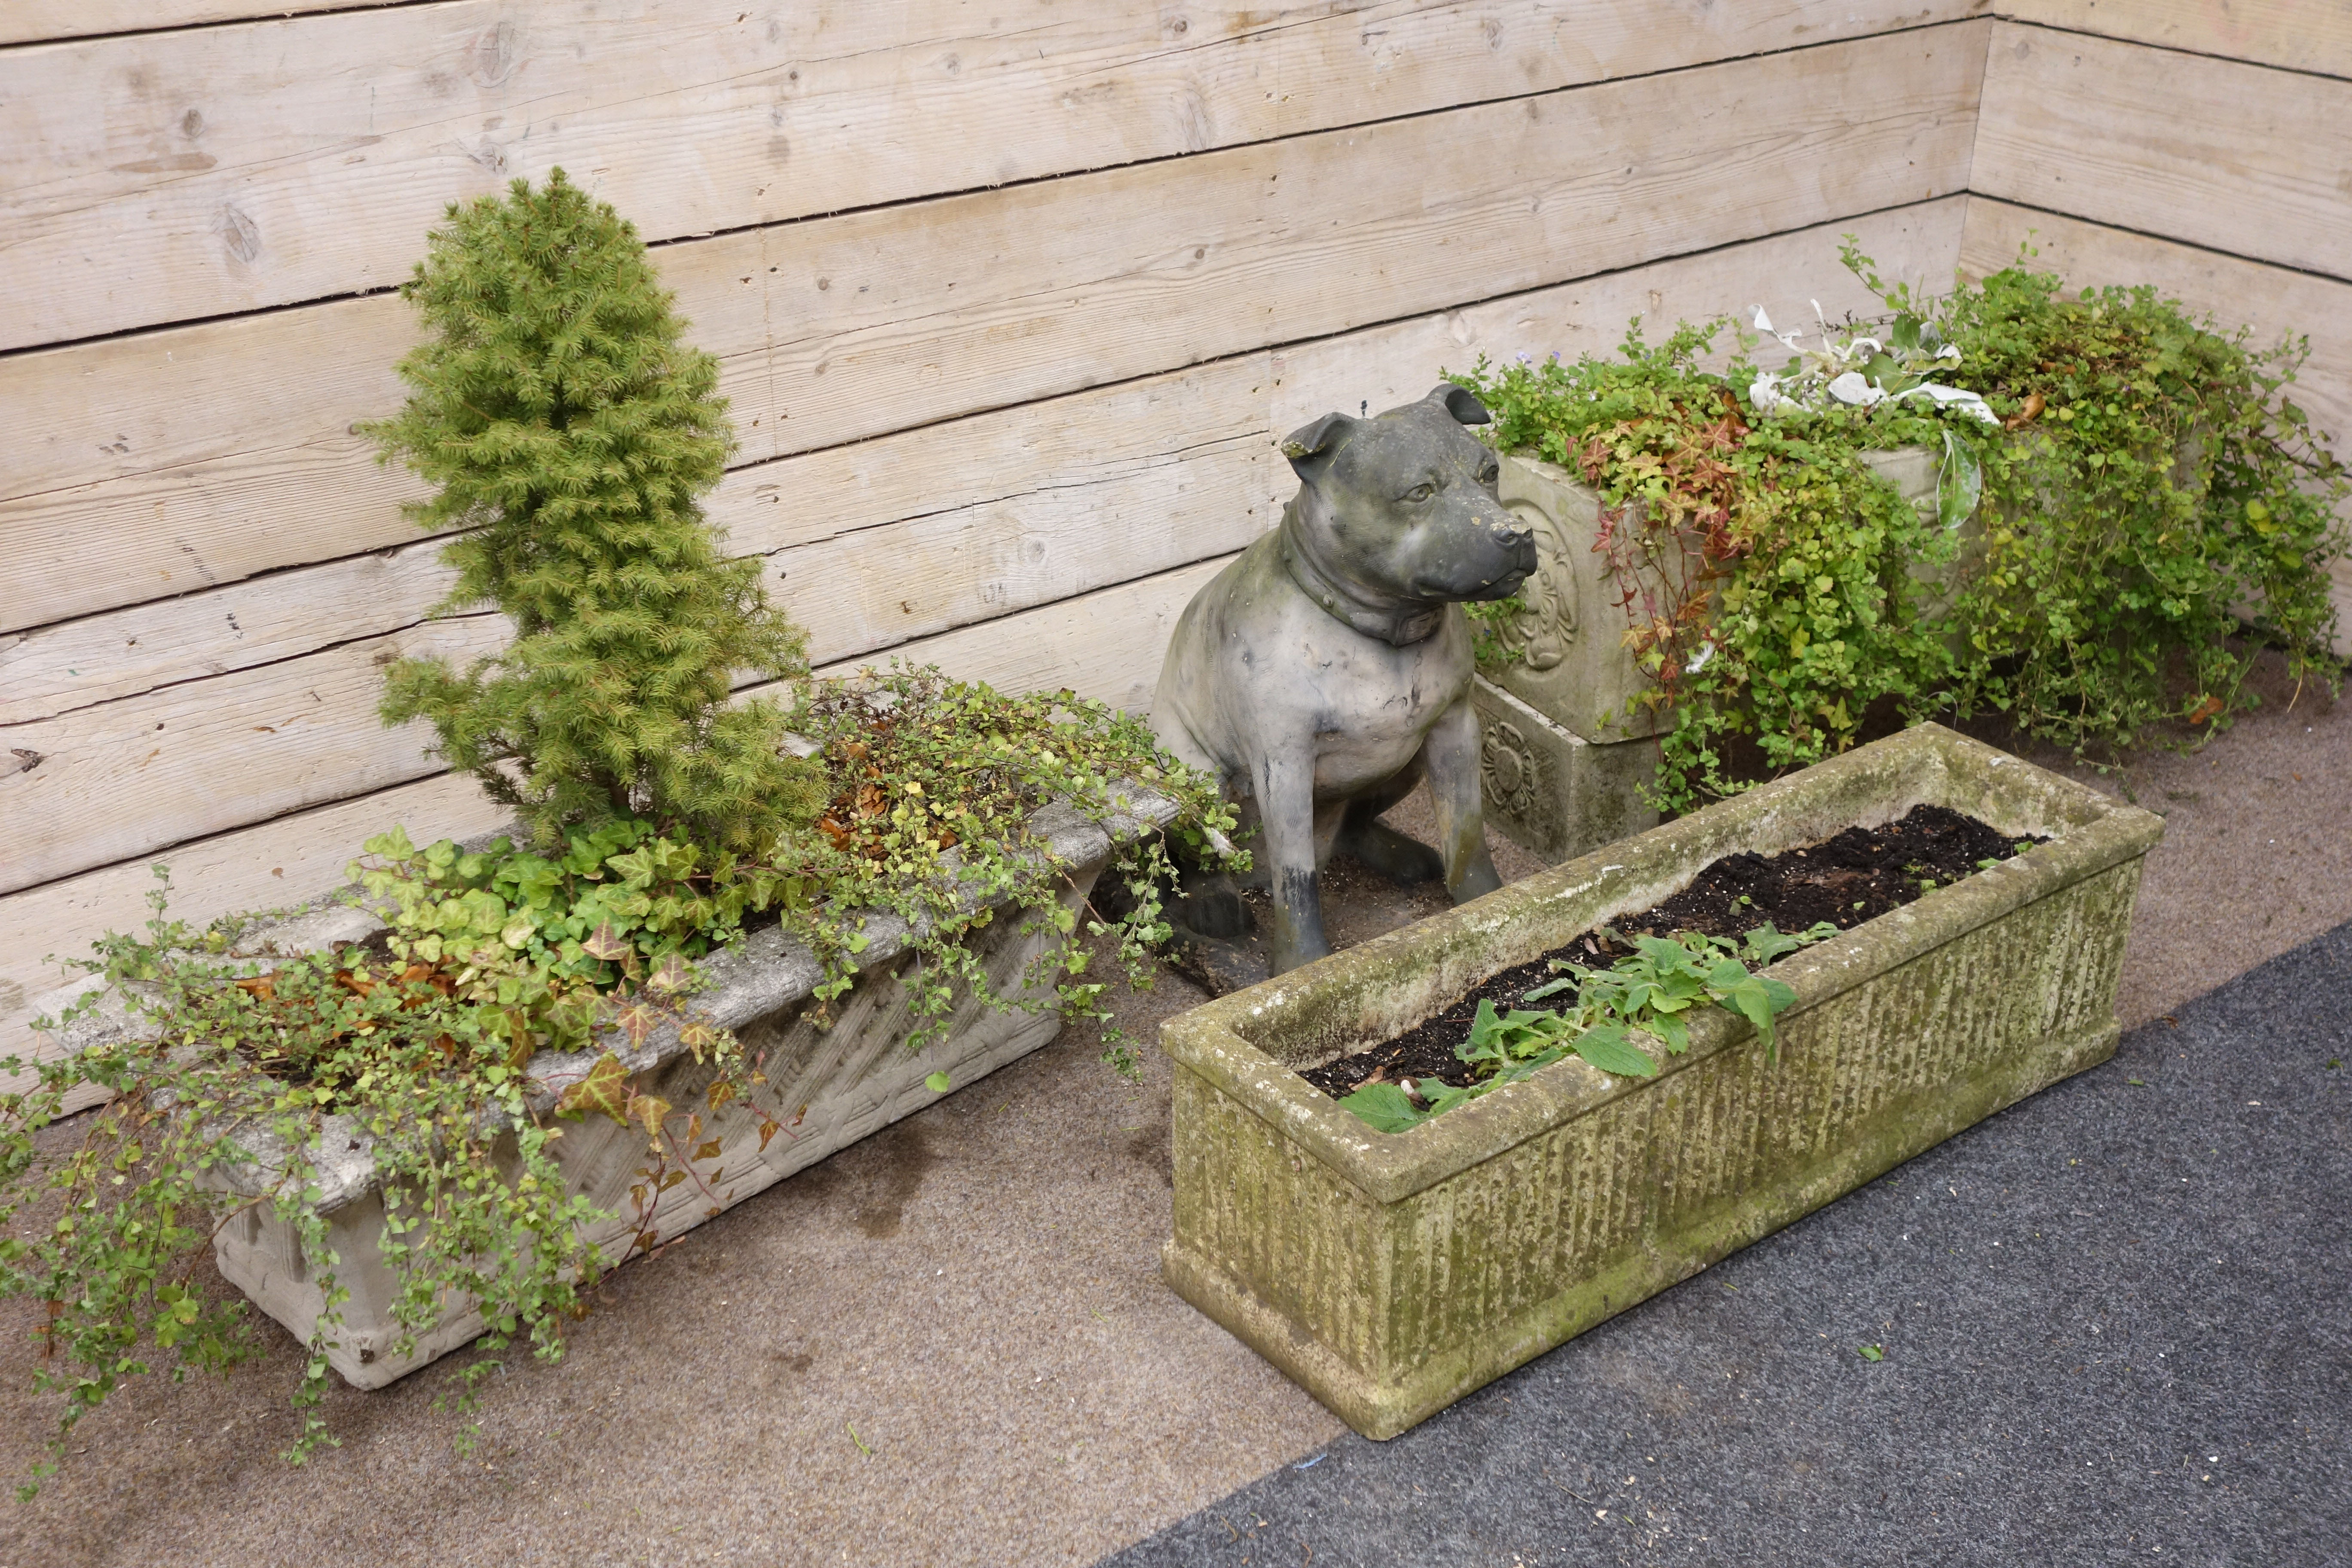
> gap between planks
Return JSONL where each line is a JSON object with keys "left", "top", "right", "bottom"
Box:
{"left": 0, "top": 201, "right": 1973, "bottom": 897}
{"left": 1, "top": 25, "right": 1989, "bottom": 633}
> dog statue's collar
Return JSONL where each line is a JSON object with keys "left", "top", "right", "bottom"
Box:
{"left": 1275, "top": 513, "right": 1443, "bottom": 647}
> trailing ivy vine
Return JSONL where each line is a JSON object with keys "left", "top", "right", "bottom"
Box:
{"left": 0, "top": 671, "right": 1233, "bottom": 1496}
{"left": 0, "top": 168, "right": 1240, "bottom": 1497}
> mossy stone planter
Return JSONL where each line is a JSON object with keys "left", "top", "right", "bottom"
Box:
{"left": 40, "top": 793, "right": 1171, "bottom": 1389}
{"left": 1475, "top": 446, "right": 1951, "bottom": 863}
{"left": 1159, "top": 725, "right": 2158, "bottom": 1439}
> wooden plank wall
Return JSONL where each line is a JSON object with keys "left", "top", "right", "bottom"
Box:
{"left": 1968, "top": 7, "right": 2352, "bottom": 646}
{"left": 10, "top": 3, "right": 2352, "bottom": 1099}
{"left": 0, "top": 3, "right": 1996, "bottom": 1088}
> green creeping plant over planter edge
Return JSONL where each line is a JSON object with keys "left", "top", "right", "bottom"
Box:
{"left": 1457, "top": 239, "right": 2349, "bottom": 812}
{"left": 0, "top": 170, "right": 1245, "bottom": 1499}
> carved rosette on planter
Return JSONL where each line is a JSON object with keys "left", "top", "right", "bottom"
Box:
{"left": 1475, "top": 447, "right": 1950, "bottom": 863}
{"left": 39, "top": 790, "right": 1174, "bottom": 1389}
{"left": 1159, "top": 725, "right": 2160, "bottom": 1440}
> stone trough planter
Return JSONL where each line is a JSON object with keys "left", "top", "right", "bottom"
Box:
{"left": 1159, "top": 724, "right": 2158, "bottom": 1439}
{"left": 1473, "top": 445, "right": 1951, "bottom": 862}
{"left": 41, "top": 791, "right": 1172, "bottom": 1388}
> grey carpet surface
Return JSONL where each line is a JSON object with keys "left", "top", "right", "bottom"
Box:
{"left": 1102, "top": 918, "right": 2352, "bottom": 1568}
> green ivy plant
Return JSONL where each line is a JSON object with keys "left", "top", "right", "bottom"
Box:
{"left": 0, "top": 170, "right": 1242, "bottom": 1497}
{"left": 1464, "top": 316, "right": 1964, "bottom": 807}
{"left": 1338, "top": 922, "right": 1834, "bottom": 1133}
{"left": 0, "top": 667, "right": 1234, "bottom": 1495}
{"left": 0, "top": 873, "right": 674, "bottom": 1498}
{"left": 1459, "top": 242, "right": 2348, "bottom": 811}
{"left": 771, "top": 666, "right": 1237, "bottom": 1070}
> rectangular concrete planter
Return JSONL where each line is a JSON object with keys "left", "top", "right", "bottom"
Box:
{"left": 1160, "top": 724, "right": 2159, "bottom": 1439}
{"left": 43, "top": 792, "right": 1171, "bottom": 1388}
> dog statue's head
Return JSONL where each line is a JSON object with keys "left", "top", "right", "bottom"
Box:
{"left": 1277, "top": 384, "right": 1536, "bottom": 639}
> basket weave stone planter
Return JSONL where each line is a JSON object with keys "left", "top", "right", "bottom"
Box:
{"left": 41, "top": 792, "right": 1172, "bottom": 1388}
{"left": 1475, "top": 445, "right": 1950, "bottom": 862}
{"left": 1159, "top": 724, "right": 2158, "bottom": 1439}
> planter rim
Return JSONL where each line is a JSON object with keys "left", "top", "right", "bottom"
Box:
{"left": 37, "top": 786, "right": 1178, "bottom": 1213}
{"left": 1160, "top": 724, "right": 2161, "bottom": 1204}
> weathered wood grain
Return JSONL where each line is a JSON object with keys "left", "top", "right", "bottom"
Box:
{"left": 0, "top": 2, "right": 406, "bottom": 49}
{"left": 0, "top": 556, "right": 1233, "bottom": 1097}
{"left": 0, "top": 615, "right": 511, "bottom": 894}
{"left": 1962, "top": 197, "right": 2352, "bottom": 650}
{"left": 6, "top": 199, "right": 1966, "bottom": 728}
{"left": 0, "top": 1, "right": 1984, "bottom": 349}
{"left": 2000, "top": 0, "right": 2352, "bottom": 81}
{"left": 2, "top": 26, "right": 1986, "bottom": 633}
{"left": 1974, "top": 21, "right": 2352, "bottom": 282}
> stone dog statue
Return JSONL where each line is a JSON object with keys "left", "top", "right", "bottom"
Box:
{"left": 1150, "top": 384, "right": 1537, "bottom": 980}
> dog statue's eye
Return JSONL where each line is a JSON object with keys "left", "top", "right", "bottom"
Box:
{"left": 1479, "top": 464, "right": 1498, "bottom": 485}
{"left": 1406, "top": 483, "right": 1435, "bottom": 503}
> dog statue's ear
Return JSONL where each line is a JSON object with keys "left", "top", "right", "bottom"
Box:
{"left": 1279, "top": 412, "right": 1354, "bottom": 474}
{"left": 1426, "top": 383, "right": 1491, "bottom": 426}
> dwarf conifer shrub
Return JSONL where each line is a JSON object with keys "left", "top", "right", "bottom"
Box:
{"left": 367, "top": 169, "right": 823, "bottom": 852}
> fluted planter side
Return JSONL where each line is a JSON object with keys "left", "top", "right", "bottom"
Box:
{"left": 1159, "top": 726, "right": 2158, "bottom": 1438}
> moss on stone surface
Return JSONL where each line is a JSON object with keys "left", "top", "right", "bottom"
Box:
{"left": 1160, "top": 724, "right": 2161, "bottom": 1439}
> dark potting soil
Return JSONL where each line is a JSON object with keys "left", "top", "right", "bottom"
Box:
{"left": 1298, "top": 804, "right": 2041, "bottom": 1101}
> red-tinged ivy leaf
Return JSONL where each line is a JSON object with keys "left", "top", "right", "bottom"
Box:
{"left": 628, "top": 1183, "right": 648, "bottom": 1211}
{"left": 554, "top": 1053, "right": 631, "bottom": 1126}
{"left": 648, "top": 953, "right": 692, "bottom": 994}
{"left": 658, "top": 1168, "right": 687, "bottom": 1192}
{"left": 605, "top": 996, "right": 662, "bottom": 1049}
{"left": 631, "top": 1092, "right": 673, "bottom": 1145}
{"left": 581, "top": 922, "right": 630, "bottom": 962}
{"left": 685, "top": 1113, "right": 703, "bottom": 1147}
{"left": 693, "top": 1139, "right": 723, "bottom": 1162}
{"left": 677, "top": 1018, "right": 722, "bottom": 1063}
{"left": 756, "top": 1120, "right": 779, "bottom": 1153}
{"left": 705, "top": 1079, "right": 739, "bottom": 1114}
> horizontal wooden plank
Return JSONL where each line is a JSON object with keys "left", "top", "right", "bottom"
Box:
{"left": 1, "top": 374, "right": 1278, "bottom": 726}
{"left": 1961, "top": 196, "right": 2352, "bottom": 652}
{"left": 0, "top": 0, "right": 1985, "bottom": 350}
{"left": 1973, "top": 21, "right": 2352, "bottom": 282}
{"left": 0, "top": 555, "right": 1233, "bottom": 1099}
{"left": 0, "top": 25, "right": 1987, "bottom": 634}
{"left": 1, "top": 614, "right": 510, "bottom": 894}
{"left": 2, "top": 200, "right": 1965, "bottom": 900}
{"left": 1999, "top": 0, "right": 2352, "bottom": 82}
{"left": 7, "top": 196, "right": 1965, "bottom": 727}
{"left": 0, "top": 3, "right": 408, "bottom": 49}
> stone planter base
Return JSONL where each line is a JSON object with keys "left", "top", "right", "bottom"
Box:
{"left": 1471, "top": 446, "right": 1957, "bottom": 863}
{"left": 1471, "top": 677, "right": 1659, "bottom": 864}
{"left": 1159, "top": 726, "right": 2158, "bottom": 1439}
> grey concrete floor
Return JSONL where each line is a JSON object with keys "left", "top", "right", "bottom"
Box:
{"left": 0, "top": 657, "right": 2344, "bottom": 1566}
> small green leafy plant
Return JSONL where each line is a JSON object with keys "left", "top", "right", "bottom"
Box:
{"left": 1458, "top": 241, "right": 2348, "bottom": 811}
{"left": 0, "top": 866, "right": 718, "bottom": 1498}
{"left": 772, "top": 666, "right": 1238, "bottom": 1070}
{"left": 0, "top": 174, "right": 1242, "bottom": 1497}
{"left": 1337, "top": 922, "right": 1834, "bottom": 1133}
